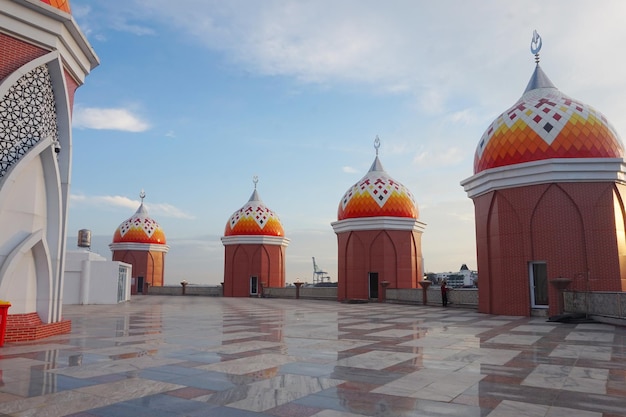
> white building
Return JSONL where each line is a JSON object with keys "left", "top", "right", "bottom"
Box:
{"left": 63, "top": 250, "right": 132, "bottom": 305}
{"left": 0, "top": 0, "right": 98, "bottom": 341}
{"left": 434, "top": 264, "right": 478, "bottom": 288}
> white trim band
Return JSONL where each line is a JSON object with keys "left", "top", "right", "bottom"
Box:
{"left": 331, "top": 216, "right": 426, "bottom": 234}
{"left": 461, "top": 158, "right": 626, "bottom": 198}
{"left": 109, "top": 242, "right": 170, "bottom": 253}
{"left": 221, "top": 235, "right": 291, "bottom": 247}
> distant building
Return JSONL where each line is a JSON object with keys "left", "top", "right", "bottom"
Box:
{"left": 433, "top": 264, "right": 477, "bottom": 288}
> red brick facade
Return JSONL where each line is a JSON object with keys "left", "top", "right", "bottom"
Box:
{"left": 336, "top": 229, "right": 423, "bottom": 302}
{"left": 474, "top": 181, "right": 626, "bottom": 316}
{"left": 223, "top": 244, "right": 286, "bottom": 297}
{"left": 0, "top": 33, "right": 47, "bottom": 82}
{"left": 112, "top": 250, "right": 166, "bottom": 294}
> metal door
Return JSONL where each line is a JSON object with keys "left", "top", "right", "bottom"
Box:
{"left": 529, "top": 262, "right": 548, "bottom": 307}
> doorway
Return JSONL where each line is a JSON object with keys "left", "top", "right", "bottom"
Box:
{"left": 250, "top": 276, "right": 258, "bottom": 296}
{"left": 529, "top": 262, "right": 548, "bottom": 308}
{"left": 369, "top": 272, "right": 379, "bottom": 299}
{"left": 137, "top": 276, "right": 144, "bottom": 294}
{"left": 117, "top": 266, "right": 128, "bottom": 302}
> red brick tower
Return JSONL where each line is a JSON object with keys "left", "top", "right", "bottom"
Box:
{"left": 461, "top": 32, "right": 626, "bottom": 316}
{"left": 221, "top": 178, "right": 289, "bottom": 297}
{"left": 332, "top": 138, "right": 426, "bottom": 302}
{"left": 109, "top": 192, "right": 169, "bottom": 294}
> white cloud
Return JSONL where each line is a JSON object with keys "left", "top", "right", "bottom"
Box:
{"left": 413, "top": 147, "right": 464, "bottom": 167}
{"left": 73, "top": 107, "right": 150, "bottom": 132}
{"left": 447, "top": 109, "right": 477, "bottom": 125}
{"left": 342, "top": 166, "right": 358, "bottom": 174}
{"left": 112, "top": 22, "right": 155, "bottom": 36}
{"left": 122, "top": 1, "right": 626, "bottom": 128}
{"left": 70, "top": 194, "right": 195, "bottom": 219}
{"left": 70, "top": 194, "right": 137, "bottom": 210}
{"left": 147, "top": 203, "right": 196, "bottom": 220}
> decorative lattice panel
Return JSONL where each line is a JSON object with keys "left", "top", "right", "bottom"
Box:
{"left": 0, "top": 65, "right": 59, "bottom": 178}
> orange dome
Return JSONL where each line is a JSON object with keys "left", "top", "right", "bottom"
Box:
{"left": 338, "top": 156, "right": 418, "bottom": 221}
{"left": 474, "top": 65, "right": 624, "bottom": 174}
{"left": 112, "top": 204, "right": 166, "bottom": 245}
{"left": 39, "top": 0, "right": 71, "bottom": 13}
{"left": 224, "top": 190, "right": 285, "bottom": 237}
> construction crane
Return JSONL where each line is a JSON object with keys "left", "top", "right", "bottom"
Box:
{"left": 312, "top": 257, "right": 331, "bottom": 284}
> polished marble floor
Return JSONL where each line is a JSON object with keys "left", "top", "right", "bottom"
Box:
{"left": 0, "top": 296, "right": 625, "bottom": 417}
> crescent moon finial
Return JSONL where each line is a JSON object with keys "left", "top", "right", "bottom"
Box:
{"left": 531, "top": 30, "right": 542, "bottom": 64}
{"left": 374, "top": 135, "right": 381, "bottom": 156}
{"left": 253, "top": 175, "right": 259, "bottom": 189}
{"left": 139, "top": 189, "right": 146, "bottom": 203}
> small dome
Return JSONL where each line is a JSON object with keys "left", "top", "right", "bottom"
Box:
{"left": 224, "top": 189, "right": 285, "bottom": 237}
{"left": 39, "top": 0, "right": 71, "bottom": 13}
{"left": 337, "top": 156, "right": 418, "bottom": 221}
{"left": 474, "top": 64, "right": 624, "bottom": 174}
{"left": 112, "top": 203, "right": 166, "bottom": 245}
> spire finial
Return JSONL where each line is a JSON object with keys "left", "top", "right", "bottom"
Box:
{"left": 531, "top": 30, "right": 542, "bottom": 64}
{"left": 374, "top": 135, "right": 380, "bottom": 156}
{"left": 253, "top": 175, "right": 259, "bottom": 189}
{"left": 139, "top": 189, "right": 146, "bottom": 203}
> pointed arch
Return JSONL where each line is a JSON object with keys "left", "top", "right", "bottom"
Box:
{"left": 485, "top": 190, "right": 525, "bottom": 314}
{"left": 611, "top": 184, "right": 626, "bottom": 290}
{"left": 530, "top": 184, "right": 587, "bottom": 279}
{"left": 369, "top": 230, "right": 397, "bottom": 285}
{"left": 0, "top": 230, "right": 53, "bottom": 322}
{"left": 0, "top": 51, "right": 72, "bottom": 322}
{"left": 340, "top": 231, "right": 366, "bottom": 300}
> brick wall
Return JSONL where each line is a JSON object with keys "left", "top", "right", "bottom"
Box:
{"left": 474, "top": 182, "right": 626, "bottom": 316}
{"left": 0, "top": 33, "right": 47, "bottom": 82}
{"left": 4, "top": 313, "right": 71, "bottom": 343}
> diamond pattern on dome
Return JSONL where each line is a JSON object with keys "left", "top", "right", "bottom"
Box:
{"left": 475, "top": 88, "right": 624, "bottom": 173}
{"left": 224, "top": 194, "right": 285, "bottom": 237}
{"left": 119, "top": 217, "right": 159, "bottom": 238}
{"left": 112, "top": 205, "right": 166, "bottom": 244}
{"left": 338, "top": 162, "right": 418, "bottom": 221}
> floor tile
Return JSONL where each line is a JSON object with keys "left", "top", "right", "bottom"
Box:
{"left": 0, "top": 297, "right": 624, "bottom": 417}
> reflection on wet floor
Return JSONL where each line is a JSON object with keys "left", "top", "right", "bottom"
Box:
{"left": 0, "top": 296, "right": 624, "bottom": 417}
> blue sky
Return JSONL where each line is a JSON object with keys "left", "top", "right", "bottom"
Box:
{"left": 66, "top": 1, "right": 626, "bottom": 285}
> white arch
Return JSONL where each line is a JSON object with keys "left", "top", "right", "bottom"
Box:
{"left": 0, "top": 230, "right": 53, "bottom": 323}
{"left": 0, "top": 51, "right": 71, "bottom": 322}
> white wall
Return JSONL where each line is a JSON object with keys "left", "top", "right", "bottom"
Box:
{"left": 0, "top": 153, "right": 48, "bottom": 313}
{"left": 63, "top": 250, "right": 131, "bottom": 304}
